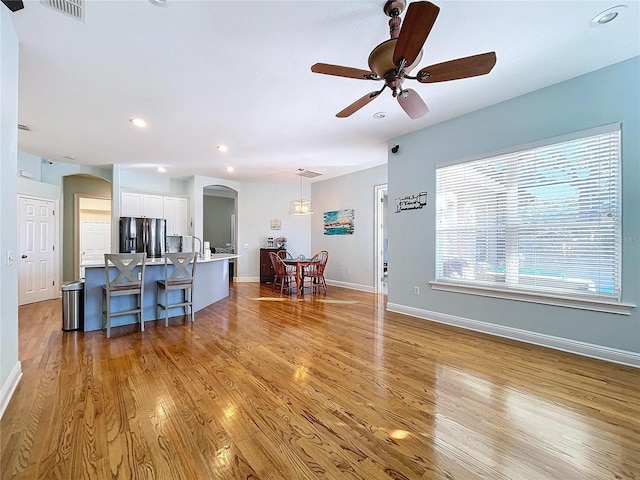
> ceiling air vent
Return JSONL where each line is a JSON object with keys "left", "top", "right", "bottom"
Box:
{"left": 41, "top": 0, "right": 84, "bottom": 22}
{"left": 18, "top": 124, "right": 31, "bottom": 132}
{"left": 296, "top": 169, "right": 323, "bottom": 179}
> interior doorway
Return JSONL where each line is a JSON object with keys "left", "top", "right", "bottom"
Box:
{"left": 18, "top": 195, "right": 58, "bottom": 305}
{"left": 374, "top": 184, "right": 388, "bottom": 294}
{"left": 76, "top": 196, "right": 111, "bottom": 279}
{"left": 202, "top": 185, "right": 238, "bottom": 280}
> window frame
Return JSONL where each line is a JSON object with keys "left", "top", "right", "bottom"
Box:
{"left": 431, "top": 123, "right": 634, "bottom": 315}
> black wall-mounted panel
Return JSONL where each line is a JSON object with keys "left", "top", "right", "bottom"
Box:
{"left": 2, "top": 0, "right": 24, "bottom": 12}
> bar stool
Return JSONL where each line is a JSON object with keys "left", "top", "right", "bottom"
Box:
{"left": 102, "top": 253, "right": 147, "bottom": 338}
{"left": 156, "top": 253, "right": 197, "bottom": 326}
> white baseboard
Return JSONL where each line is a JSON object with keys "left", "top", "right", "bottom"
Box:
{"left": 326, "top": 279, "right": 374, "bottom": 293}
{"left": 387, "top": 303, "right": 640, "bottom": 368}
{"left": 236, "top": 277, "right": 260, "bottom": 283}
{"left": 239, "top": 278, "right": 375, "bottom": 293}
{"left": 0, "top": 361, "right": 22, "bottom": 419}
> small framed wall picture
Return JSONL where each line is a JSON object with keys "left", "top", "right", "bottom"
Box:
{"left": 270, "top": 218, "right": 281, "bottom": 230}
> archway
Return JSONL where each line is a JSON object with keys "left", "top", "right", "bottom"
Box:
{"left": 202, "top": 185, "right": 238, "bottom": 280}
{"left": 62, "top": 174, "right": 112, "bottom": 281}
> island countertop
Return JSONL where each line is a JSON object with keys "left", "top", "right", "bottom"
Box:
{"left": 81, "top": 253, "right": 239, "bottom": 268}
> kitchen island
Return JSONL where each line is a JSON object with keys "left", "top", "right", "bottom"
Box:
{"left": 82, "top": 253, "right": 239, "bottom": 332}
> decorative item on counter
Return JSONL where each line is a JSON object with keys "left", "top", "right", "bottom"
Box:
{"left": 275, "top": 237, "right": 287, "bottom": 249}
{"left": 267, "top": 237, "right": 275, "bottom": 248}
{"left": 203, "top": 241, "right": 211, "bottom": 259}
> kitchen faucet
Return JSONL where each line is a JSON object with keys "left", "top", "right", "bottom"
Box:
{"left": 192, "top": 236, "right": 203, "bottom": 257}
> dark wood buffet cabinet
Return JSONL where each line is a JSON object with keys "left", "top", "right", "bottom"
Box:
{"left": 259, "top": 248, "right": 280, "bottom": 283}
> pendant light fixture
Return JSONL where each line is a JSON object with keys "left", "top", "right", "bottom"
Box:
{"left": 289, "top": 169, "right": 314, "bottom": 215}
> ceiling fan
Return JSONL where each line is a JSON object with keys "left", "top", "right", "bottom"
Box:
{"left": 311, "top": 0, "right": 497, "bottom": 119}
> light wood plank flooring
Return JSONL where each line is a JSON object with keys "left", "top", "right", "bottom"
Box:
{"left": 1, "top": 283, "right": 639, "bottom": 479}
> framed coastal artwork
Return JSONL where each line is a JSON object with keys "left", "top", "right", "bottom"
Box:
{"left": 323, "top": 209, "right": 355, "bottom": 235}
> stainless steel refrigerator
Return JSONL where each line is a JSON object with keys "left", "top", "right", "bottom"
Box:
{"left": 119, "top": 217, "right": 166, "bottom": 258}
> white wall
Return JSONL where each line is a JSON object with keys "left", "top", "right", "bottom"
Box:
{"left": 311, "top": 165, "right": 387, "bottom": 292}
{"left": 120, "top": 167, "right": 189, "bottom": 195}
{"left": 0, "top": 6, "right": 21, "bottom": 418}
{"left": 236, "top": 182, "right": 311, "bottom": 281}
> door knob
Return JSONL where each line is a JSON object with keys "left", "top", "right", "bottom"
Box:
{"left": 21, "top": 255, "right": 27, "bottom": 258}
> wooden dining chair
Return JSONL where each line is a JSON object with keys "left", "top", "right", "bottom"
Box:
{"left": 103, "top": 253, "right": 147, "bottom": 338}
{"left": 304, "top": 250, "right": 329, "bottom": 295}
{"left": 156, "top": 252, "right": 197, "bottom": 326}
{"left": 269, "top": 252, "right": 295, "bottom": 294}
{"left": 277, "top": 250, "right": 297, "bottom": 277}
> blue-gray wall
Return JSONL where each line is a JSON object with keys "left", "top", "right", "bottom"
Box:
{"left": 312, "top": 164, "right": 387, "bottom": 291}
{"left": 1, "top": 6, "right": 20, "bottom": 417}
{"left": 388, "top": 56, "right": 640, "bottom": 356}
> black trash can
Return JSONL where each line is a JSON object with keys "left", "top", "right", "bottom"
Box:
{"left": 62, "top": 280, "right": 84, "bottom": 331}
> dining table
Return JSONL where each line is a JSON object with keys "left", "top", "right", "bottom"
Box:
{"left": 283, "top": 257, "right": 319, "bottom": 293}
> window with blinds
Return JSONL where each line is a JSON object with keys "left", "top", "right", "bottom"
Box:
{"left": 435, "top": 124, "right": 621, "bottom": 302}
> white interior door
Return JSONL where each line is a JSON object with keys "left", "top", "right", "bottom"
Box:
{"left": 375, "top": 185, "right": 388, "bottom": 294}
{"left": 19, "top": 196, "right": 57, "bottom": 305}
{"left": 80, "top": 221, "right": 111, "bottom": 278}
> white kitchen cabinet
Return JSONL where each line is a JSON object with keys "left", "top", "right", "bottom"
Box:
{"left": 121, "top": 192, "right": 166, "bottom": 219}
{"left": 142, "top": 194, "right": 163, "bottom": 218}
{"left": 174, "top": 197, "right": 189, "bottom": 235}
{"left": 163, "top": 196, "right": 189, "bottom": 235}
{"left": 121, "top": 192, "right": 143, "bottom": 217}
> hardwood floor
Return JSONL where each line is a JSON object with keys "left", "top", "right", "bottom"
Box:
{"left": 1, "top": 283, "right": 639, "bottom": 479}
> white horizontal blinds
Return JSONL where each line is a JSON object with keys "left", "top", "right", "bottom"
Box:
{"left": 436, "top": 127, "right": 621, "bottom": 300}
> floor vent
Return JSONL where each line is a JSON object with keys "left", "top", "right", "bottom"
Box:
{"left": 296, "top": 169, "right": 323, "bottom": 179}
{"left": 41, "top": 0, "right": 84, "bottom": 22}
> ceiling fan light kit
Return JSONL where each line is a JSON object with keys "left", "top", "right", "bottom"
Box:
{"left": 311, "top": 0, "right": 497, "bottom": 120}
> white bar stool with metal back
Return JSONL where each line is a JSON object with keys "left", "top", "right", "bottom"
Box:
{"left": 102, "top": 253, "right": 147, "bottom": 338}
{"left": 156, "top": 252, "right": 197, "bottom": 326}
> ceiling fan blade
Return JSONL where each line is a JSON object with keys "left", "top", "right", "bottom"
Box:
{"left": 417, "top": 52, "right": 497, "bottom": 83}
{"left": 311, "top": 63, "right": 377, "bottom": 80}
{"left": 393, "top": 1, "right": 440, "bottom": 68}
{"left": 336, "top": 90, "right": 382, "bottom": 118}
{"left": 397, "top": 89, "right": 429, "bottom": 119}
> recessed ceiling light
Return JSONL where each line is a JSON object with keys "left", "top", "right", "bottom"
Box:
{"left": 373, "top": 112, "right": 386, "bottom": 119}
{"left": 157, "top": 167, "right": 167, "bottom": 173}
{"left": 148, "top": 0, "right": 168, "bottom": 6}
{"left": 64, "top": 155, "right": 76, "bottom": 160}
{"left": 590, "top": 5, "right": 627, "bottom": 26}
{"left": 130, "top": 118, "right": 147, "bottom": 128}
{"left": 217, "top": 145, "right": 228, "bottom": 152}
{"left": 226, "top": 166, "right": 234, "bottom": 173}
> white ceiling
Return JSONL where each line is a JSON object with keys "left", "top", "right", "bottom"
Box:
{"left": 10, "top": 0, "right": 640, "bottom": 184}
